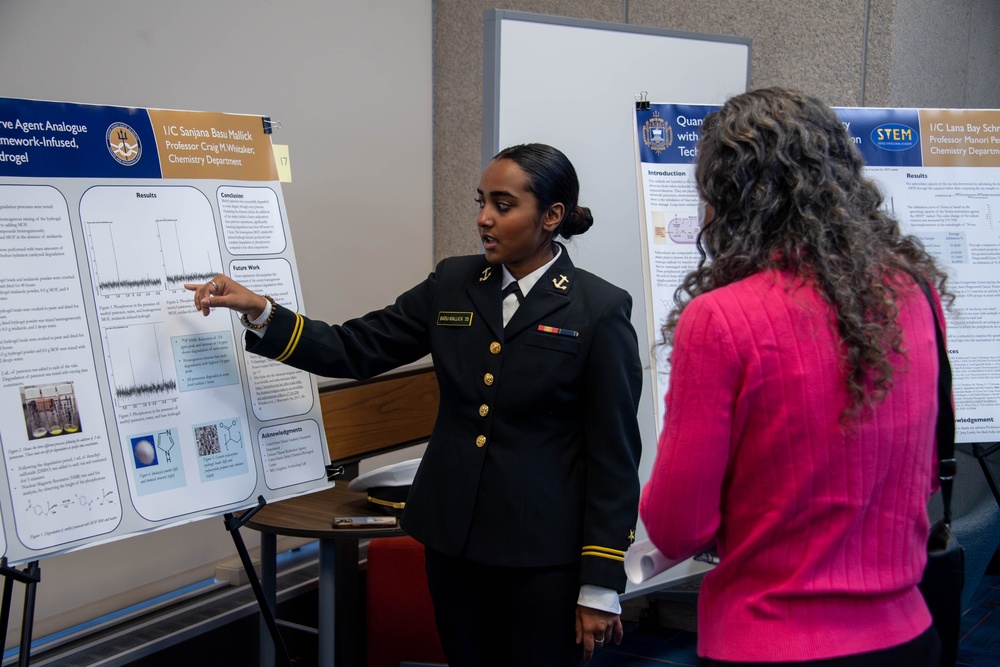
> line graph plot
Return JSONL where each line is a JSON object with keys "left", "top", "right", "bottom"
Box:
{"left": 80, "top": 186, "right": 223, "bottom": 296}
{"left": 105, "top": 324, "right": 178, "bottom": 407}
{"left": 158, "top": 218, "right": 220, "bottom": 289}
{"left": 87, "top": 220, "right": 164, "bottom": 295}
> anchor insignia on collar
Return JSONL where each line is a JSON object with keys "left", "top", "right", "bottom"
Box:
{"left": 552, "top": 274, "right": 569, "bottom": 290}
{"left": 480, "top": 267, "right": 492, "bottom": 282}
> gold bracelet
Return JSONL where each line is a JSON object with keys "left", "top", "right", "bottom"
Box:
{"left": 241, "top": 295, "right": 276, "bottom": 330}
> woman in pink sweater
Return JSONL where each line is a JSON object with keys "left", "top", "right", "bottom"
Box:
{"left": 640, "top": 88, "right": 951, "bottom": 666}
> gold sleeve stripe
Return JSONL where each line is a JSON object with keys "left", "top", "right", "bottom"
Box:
{"left": 581, "top": 545, "right": 626, "bottom": 557}
{"left": 581, "top": 550, "right": 625, "bottom": 563}
{"left": 368, "top": 496, "right": 405, "bottom": 510}
{"left": 275, "top": 313, "right": 304, "bottom": 363}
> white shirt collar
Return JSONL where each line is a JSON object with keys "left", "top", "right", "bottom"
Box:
{"left": 501, "top": 245, "right": 561, "bottom": 296}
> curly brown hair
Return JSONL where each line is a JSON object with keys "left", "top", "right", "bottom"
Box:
{"left": 662, "top": 87, "right": 950, "bottom": 415}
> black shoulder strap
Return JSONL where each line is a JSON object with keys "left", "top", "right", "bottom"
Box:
{"left": 916, "top": 277, "right": 956, "bottom": 525}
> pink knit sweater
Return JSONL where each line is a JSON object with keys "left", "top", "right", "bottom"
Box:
{"left": 640, "top": 269, "right": 940, "bottom": 662}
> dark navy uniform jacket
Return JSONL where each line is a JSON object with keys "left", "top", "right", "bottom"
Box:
{"left": 246, "top": 246, "right": 643, "bottom": 592}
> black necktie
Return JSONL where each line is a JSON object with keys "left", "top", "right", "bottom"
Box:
{"left": 502, "top": 281, "right": 523, "bottom": 303}
{"left": 502, "top": 282, "right": 522, "bottom": 326}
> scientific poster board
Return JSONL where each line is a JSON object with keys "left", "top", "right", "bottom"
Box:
{"left": 635, "top": 102, "right": 1000, "bottom": 446}
{"left": 0, "top": 97, "right": 330, "bottom": 565}
{"left": 484, "top": 10, "right": 750, "bottom": 595}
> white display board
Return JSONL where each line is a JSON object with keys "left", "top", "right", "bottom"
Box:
{"left": 483, "top": 9, "right": 750, "bottom": 596}
{"left": 635, "top": 102, "right": 1000, "bottom": 450}
{"left": 0, "top": 97, "right": 331, "bottom": 566}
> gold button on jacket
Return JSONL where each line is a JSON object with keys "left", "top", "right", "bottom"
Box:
{"left": 244, "top": 245, "right": 642, "bottom": 594}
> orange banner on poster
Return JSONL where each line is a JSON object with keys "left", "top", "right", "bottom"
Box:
{"left": 920, "top": 109, "right": 1000, "bottom": 167}
{"left": 147, "top": 109, "right": 278, "bottom": 180}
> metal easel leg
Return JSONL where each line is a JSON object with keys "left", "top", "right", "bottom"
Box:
{"left": 259, "top": 532, "right": 277, "bottom": 667}
{"left": 971, "top": 442, "right": 1000, "bottom": 507}
{"left": 224, "top": 496, "right": 293, "bottom": 667}
{"left": 17, "top": 561, "right": 39, "bottom": 667}
{"left": 0, "top": 558, "right": 41, "bottom": 667}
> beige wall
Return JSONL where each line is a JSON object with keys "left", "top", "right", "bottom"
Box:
{"left": 432, "top": 0, "right": 1000, "bottom": 261}
{"left": 883, "top": 0, "right": 1000, "bottom": 109}
{"left": 0, "top": 0, "right": 433, "bottom": 645}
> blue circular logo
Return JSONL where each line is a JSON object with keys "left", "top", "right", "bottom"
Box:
{"left": 106, "top": 122, "right": 142, "bottom": 166}
{"left": 870, "top": 123, "right": 918, "bottom": 151}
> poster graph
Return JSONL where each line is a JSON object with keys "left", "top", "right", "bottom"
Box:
{"left": 83, "top": 187, "right": 221, "bottom": 296}
{"left": 104, "top": 324, "right": 177, "bottom": 407}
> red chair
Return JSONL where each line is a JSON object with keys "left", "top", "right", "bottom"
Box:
{"left": 366, "top": 535, "right": 447, "bottom": 667}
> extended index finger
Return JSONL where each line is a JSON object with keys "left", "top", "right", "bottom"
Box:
{"left": 183, "top": 281, "right": 215, "bottom": 315}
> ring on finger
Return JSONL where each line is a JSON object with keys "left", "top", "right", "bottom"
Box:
{"left": 210, "top": 280, "right": 218, "bottom": 292}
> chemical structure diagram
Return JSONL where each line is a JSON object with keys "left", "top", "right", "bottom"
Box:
{"left": 26, "top": 488, "right": 117, "bottom": 516}
{"left": 156, "top": 430, "right": 176, "bottom": 463}
{"left": 218, "top": 419, "right": 243, "bottom": 451}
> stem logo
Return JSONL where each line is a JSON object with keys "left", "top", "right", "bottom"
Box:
{"left": 870, "top": 123, "right": 918, "bottom": 151}
{"left": 106, "top": 122, "right": 142, "bottom": 165}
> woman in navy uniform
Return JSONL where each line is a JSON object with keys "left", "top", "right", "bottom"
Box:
{"left": 188, "top": 143, "right": 642, "bottom": 666}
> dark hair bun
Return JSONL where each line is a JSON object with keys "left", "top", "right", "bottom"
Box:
{"left": 558, "top": 205, "right": 594, "bottom": 239}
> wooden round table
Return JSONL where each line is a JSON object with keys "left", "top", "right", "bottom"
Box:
{"left": 245, "top": 485, "right": 405, "bottom": 667}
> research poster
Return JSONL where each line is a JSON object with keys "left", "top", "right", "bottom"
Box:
{"left": 635, "top": 103, "right": 1000, "bottom": 445}
{"left": 0, "top": 97, "right": 329, "bottom": 564}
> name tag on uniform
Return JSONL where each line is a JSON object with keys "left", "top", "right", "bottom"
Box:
{"left": 437, "top": 311, "right": 473, "bottom": 326}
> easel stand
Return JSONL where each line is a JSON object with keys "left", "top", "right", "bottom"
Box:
{"left": 224, "top": 496, "right": 293, "bottom": 667}
{"left": 969, "top": 442, "right": 1000, "bottom": 507}
{"left": 0, "top": 558, "right": 40, "bottom": 667}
